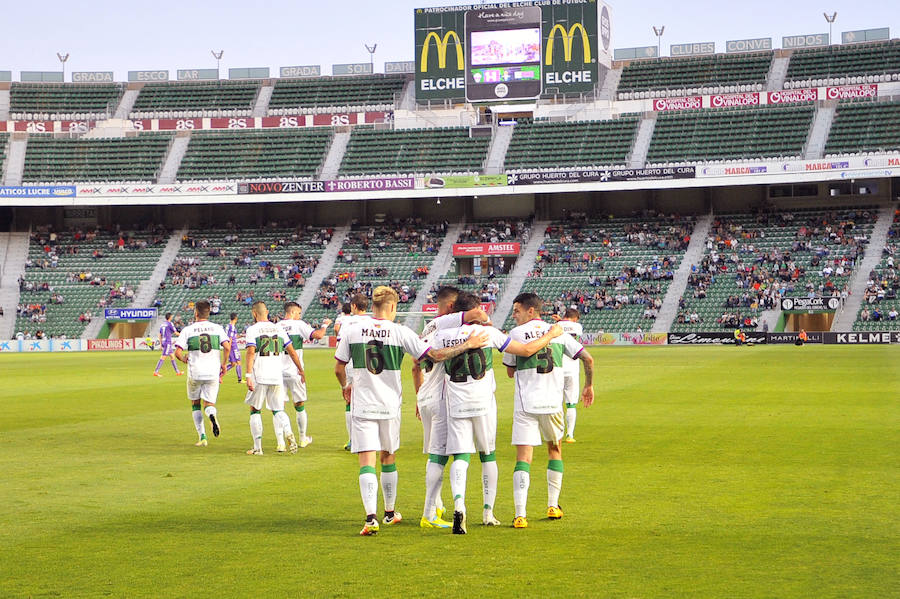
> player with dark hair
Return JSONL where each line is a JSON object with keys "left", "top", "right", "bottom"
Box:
{"left": 335, "top": 294, "right": 369, "bottom": 450}
{"left": 552, "top": 308, "right": 584, "bottom": 442}
{"left": 153, "top": 312, "right": 182, "bottom": 377}
{"left": 223, "top": 312, "right": 243, "bottom": 382}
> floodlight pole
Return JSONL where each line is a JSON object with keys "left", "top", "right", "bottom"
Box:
{"left": 652, "top": 26, "right": 665, "bottom": 58}
{"left": 57, "top": 52, "right": 69, "bottom": 81}
{"left": 824, "top": 12, "right": 837, "bottom": 44}
{"left": 365, "top": 43, "right": 377, "bottom": 73}
{"left": 211, "top": 50, "right": 224, "bottom": 79}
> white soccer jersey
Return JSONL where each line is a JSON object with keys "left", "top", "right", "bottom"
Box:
{"left": 503, "top": 319, "right": 584, "bottom": 415}
{"left": 335, "top": 316, "right": 430, "bottom": 420}
{"left": 558, "top": 320, "right": 584, "bottom": 376}
{"left": 279, "top": 318, "right": 315, "bottom": 372}
{"left": 432, "top": 324, "right": 510, "bottom": 418}
{"left": 336, "top": 313, "right": 365, "bottom": 341}
{"left": 174, "top": 320, "right": 228, "bottom": 381}
{"left": 416, "top": 311, "right": 467, "bottom": 406}
{"left": 245, "top": 321, "right": 293, "bottom": 385}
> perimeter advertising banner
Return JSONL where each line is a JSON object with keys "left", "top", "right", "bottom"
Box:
{"left": 415, "top": 0, "right": 610, "bottom": 101}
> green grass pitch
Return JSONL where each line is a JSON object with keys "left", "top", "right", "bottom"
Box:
{"left": 1, "top": 346, "right": 898, "bottom": 598}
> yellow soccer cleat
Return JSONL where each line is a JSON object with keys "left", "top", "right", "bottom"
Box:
{"left": 565, "top": 436, "right": 576, "bottom": 444}
{"left": 194, "top": 438, "right": 208, "bottom": 447}
{"left": 300, "top": 436, "right": 313, "bottom": 448}
{"left": 382, "top": 511, "right": 403, "bottom": 525}
{"left": 547, "top": 506, "right": 564, "bottom": 520}
{"left": 512, "top": 516, "right": 528, "bottom": 529}
{"left": 246, "top": 448, "right": 263, "bottom": 455}
{"left": 285, "top": 433, "right": 299, "bottom": 454}
{"left": 419, "top": 515, "right": 452, "bottom": 529}
{"left": 359, "top": 518, "right": 379, "bottom": 536}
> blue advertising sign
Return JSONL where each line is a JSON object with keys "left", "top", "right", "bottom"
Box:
{"left": 105, "top": 308, "right": 158, "bottom": 321}
{"left": 0, "top": 186, "right": 76, "bottom": 198}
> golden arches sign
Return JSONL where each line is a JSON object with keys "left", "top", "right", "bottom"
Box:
{"left": 545, "top": 23, "right": 591, "bottom": 65}
{"left": 420, "top": 31, "right": 464, "bottom": 72}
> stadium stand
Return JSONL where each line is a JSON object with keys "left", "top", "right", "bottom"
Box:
{"left": 503, "top": 213, "right": 690, "bottom": 332}
{"left": 175, "top": 129, "right": 333, "bottom": 181}
{"left": 824, "top": 99, "right": 900, "bottom": 156}
{"left": 339, "top": 127, "right": 490, "bottom": 176}
{"left": 268, "top": 74, "right": 406, "bottom": 114}
{"left": 22, "top": 133, "right": 172, "bottom": 183}
{"left": 503, "top": 116, "right": 640, "bottom": 170}
{"left": 15, "top": 226, "right": 169, "bottom": 339}
{"left": 617, "top": 52, "right": 772, "bottom": 99}
{"left": 9, "top": 82, "right": 123, "bottom": 120}
{"left": 303, "top": 219, "right": 448, "bottom": 324}
{"left": 855, "top": 210, "right": 900, "bottom": 331}
{"left": 784, "top": 40, "right": 900, "bottom": 87}
{"left": 670, "top": 207, "right": 877, "bottom": 332}
{"left": 129, "top": 80, "right": 260, "bottom": 117}
{"left": 0, "top": 132, "right": 8, "bottom": 169}
{"left": 153, "top": 226, "right": 333, "bottom": 331}
{"left": 646, "top": 103, "right": 815, "bottom": 164}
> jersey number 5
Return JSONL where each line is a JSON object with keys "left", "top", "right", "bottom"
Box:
{"left": 535, "top": 347, "right": 554, "bottom": 374}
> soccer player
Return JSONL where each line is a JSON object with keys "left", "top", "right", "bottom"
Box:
{"left": 413, "top": 286, "right": 492, "bottom": 529}
{"left": 153, "top": 312, "right": 182, "bottom": 377}
{"left": 173, "top": 301, "right": 230, "bottom": 446}
{"left": 223, "top": 312, "right": 243, "bottom": 382}
{"left": 336, "top": 295, "right": 369, "bottom": 451}
{"left": 334, "top": 285, "right": 489, "bottom": 536}
{"left": 503, "top": 293, "right": 594, "bottom": 528}
{"left": 434, "top": 292, "right": 562, "bottom": 534}
{"left": 244, "top": 301, "right": 304, "bottom": 455}
{"left": 553, "top": 309, "right": 584, "bottom": 442}
{"left": 279, "top": 302, "right": 331, "bottom": 448}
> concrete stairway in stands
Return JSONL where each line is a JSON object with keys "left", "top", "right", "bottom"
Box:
{"left": 491, "top": 220, "right": 550, "bottom": 326}
{"left": 2, "top": 134, "right": 27, "bottom": 186}
{"left": 318, "top": 131, "right": 351, "bottom": 180}
{"left": 803, "top": 100, "right": 837, "bottom": 160}
{"left": 297, "top": 224, "right": 351, "bottom": 312}
{"left": 484, "top": 126, "right": 513, "bottom": 175}
{"left": 157, "top": 133, "right": 191, "bottom": 184}
{"left": 766, "top": 55, "right": 791, "bottom": 91}
{"left": 652, "top": 213, "right": 713, "bottom": 333}
{"left": 627, "top": 113, "right": 657, "bottom": 169}
{"left": 114, "top": 87, "right": 141, "bottom": 119}
{"left": 0, "top": 231, "right": 30, "bottom": 340}
{"left": 403, "top": 220, "right": 464, "bottom": 331}
{"left": 253, "top": 81, "right": 274, "bottom": 117}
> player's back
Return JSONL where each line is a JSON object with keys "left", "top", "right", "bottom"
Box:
{"left": 246, "top": 321, "right": 289, "bottom": 385}
{"left": 558, "top": 320, "right": 583, "bottom": 374}
{"left": 434, "top": 324, "right": 509, "bottom": 413}
{"left": 178, "top": 320, "right": 227, "bottom": 380}
{"left": 504, "top": 320, "right": 581, "bottom": 414}
{"left": 279, "top": 318, "right": 314, "bottom": 371}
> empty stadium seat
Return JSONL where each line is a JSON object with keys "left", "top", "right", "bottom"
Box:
{"left": 825, "top": 99, "right": 900, "bottom": 155}
{"left": 786, "top": 40, "right": 900, "bottom": 84}
{"left": 10, "top": 83, "right": 123, "bottom": 119}
{"left": 269, "top": 75, "right": 407, "bottom": 112}
{"left": 504, "top": 117, "right": 640, "bottom": 170}
{"left": 618, "top": 52, "right": 773, "bottom": 97}
{"left": 339, "top": 127, "right": 489, "bottom": 176}
{"left": 130, "top": 81, "right": 260, "bottom": 115}
{"left": 22, "top": 134, "right": 173, "bottom": 183}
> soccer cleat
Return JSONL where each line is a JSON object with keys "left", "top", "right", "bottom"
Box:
{"left": 152, "top": 372, "right": 162, "bottom": 377}
{"left": 300, "top": 436, "right": 313, "bottom": 448}
{"left": 483, "top": 512, "right": 501, "bottom": 526}
{"left": 419, "top": 515, "right": 452, "bottom": 529}
{"left": 547, "top": 505, "right": 564, "bottom": 520}
{"left": 382, "top": 511, "right": 403, "bottom": 525}
{"left": 343, "top": 441, "right": 351, "bottom": 451}
{"left": 452, "top": 510, "right": 467, "bottom": 535}
{"left": 276, "top": 444, "right": 286, "bottom": 453}
{"left": 512, "top": 516, "right": 528, "bottom": 529}
{"left": 194, "top": 438, "right": 208, "bottom": 447}
{"left": 565, "top": 436, "right": 576, "bottom": 444}
{"left": 359, "top": 518, "right": 379, "bottom": 536}
{"left": 246, "top": 448, "right": 263, "bottom": 455}
{"left": 285, "top": 433, "right": 299, "bottom": 454}
{"left": 209, "top": 414, "right": 220, "bottom": 438}
{"left": 175, "top": 371, "right": 184, "bottom": 376}
{"left": 435, "top": 505, "right": 446, "bottom": 520}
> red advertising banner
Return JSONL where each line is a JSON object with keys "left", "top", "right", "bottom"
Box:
{"left": 452, "top": 242, "right": 521, "bottom": 256}
{"left": 767, "top": 88, "right": 819, "bottom": 104}
{"left": 422, "top": 302, "right": 494, "bottom": 314}
{"left": 260, "top": 115, "right": 306, "bottom": 128}
{"left": 87, "top": 338, "right": 135, "bottom": 351}
{"left": 130, "top": 119, "right": 152, "bottom": 131}
{"left": 209, "top": 117, "right": 252, "bottom": 129}
{"left": 14, "top": 120, "right": 54, "bottom": 132}
{"left": 825, "top": 84, "right": 878, "bottom": 100}
{"left": 652, "top": 96, "right": 702, "bottom": 111}
{"left": 710, "top": 92, "right": 761, "bottom": 108}
{"left": 157, "top": 118, "right": 201, "bottom": 130}
{"left": 59, "top": 120, "right": 93, "bottom": 133}
{"left": 364, "top": 111, "right": 391, "bottom": 123}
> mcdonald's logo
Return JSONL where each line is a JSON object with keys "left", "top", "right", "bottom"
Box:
{"left": 545, "top": 23, "right": 591, "bottom": 65}
{"left": 421, "top": 31, "right": 464, "bottom": 72}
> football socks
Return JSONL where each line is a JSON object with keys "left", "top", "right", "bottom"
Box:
{"left": 480, "top": 452, "right": 498, "bottom": 516}
{"left": 295, "top": 404, "right": 308, "bottom": 438}
{"left": 548, "top": 459, "right": 564, "bottom": 508}
{"left": 381, "top": 463, "right": 398, "bottom": 513}
{"left": 513, "top": 461, "right": 531, "bottom": 519}
{"left": 359, "top": 466, "right": 378, "bottom": 517}
{"left": 450, "top": 454, "right": 470, "bottom": 513}
{"left": 249, "top": 410, "right": 263, "bottom": 452}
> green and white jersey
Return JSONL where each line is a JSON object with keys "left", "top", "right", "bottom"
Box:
{"left": 432, "top": 324, "right": 510, "bottom": 418}
{"left": 279, "top": 318, "right": 315, "bottom": 373}
{"left": 416, "top": 311, "right": 467, "bottom": 406}
{"left": 558, "top": 320, "right": 584, "bottom": 377}
{"left": 335, "top": 313, "right": 364, "bottom": 341}
{"left": 174, "top": 320, "right": 228, "bottom": 381}
{"left": 335, "top": 316, "right": 430, "bottom": 419}
{"left": 503, "top": 319, "right": 584, "bottom": 414}
{"left": 245, "top": 321, "right": 293, "bottom": 385}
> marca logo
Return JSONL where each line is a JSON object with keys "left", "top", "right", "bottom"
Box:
{"left": 421, "top": 30, "right": 463, "bottom": 72}
{"left": 546, "top": 23, "right": 591, "bottom": 65}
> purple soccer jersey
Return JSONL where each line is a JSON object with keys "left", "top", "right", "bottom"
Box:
{"left": 160, "top": 320, "right": 176, "bottom": 355}
{"left": 225, "top": 322, "right": 240, "bottom": 362}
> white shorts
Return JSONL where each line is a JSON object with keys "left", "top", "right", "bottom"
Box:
{"left": 419, "top": 400, "right": 448, "bottom": 455}
{"left": 511, "top": 409, "right": 565, "bottom": 446}
{"left": 187, "top": 378, "right": 219, "bottom": 403}
{"left": 351, "top": 415, "right": 401, "bottom": 454}
{"left": 244, "top": 383, "right": 286, "bottom": 411}
{"left": 563, "top": 373, "right": 579, "bottom": 406}
{"left": 446, "top": 409, "right": 496, "bottom": 456}
{"left": 283, "top": 373, "right": 307, "bottom": 404}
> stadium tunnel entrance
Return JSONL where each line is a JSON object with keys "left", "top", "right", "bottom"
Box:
{"left": 782, "top": 311, "right": 835, "bottom": 332}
